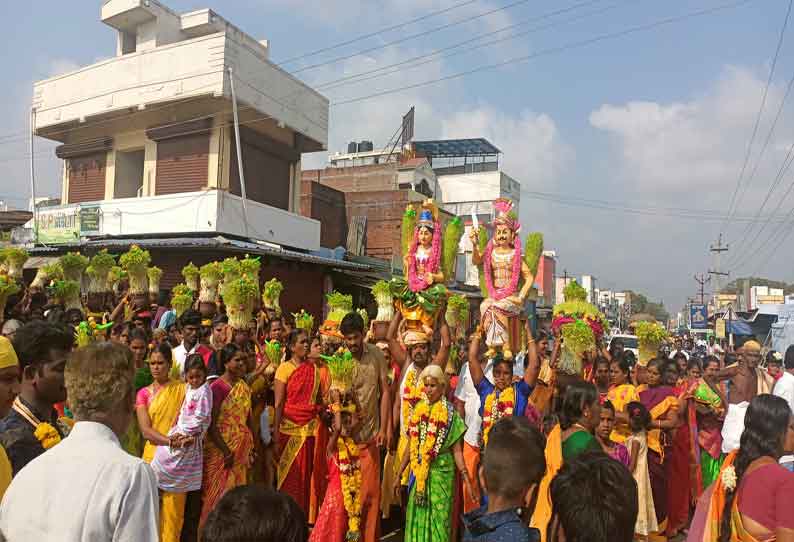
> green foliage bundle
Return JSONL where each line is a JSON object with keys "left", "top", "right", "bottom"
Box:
{"left": 442, "top": 216, "right": 464, "bottom": 282}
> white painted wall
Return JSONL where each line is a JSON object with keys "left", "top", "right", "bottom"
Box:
{"left": 33, "top": 32, "right": 328, "bottom": 148}
{"left": 35, "top": 190, "right": 320, "bottom": 251}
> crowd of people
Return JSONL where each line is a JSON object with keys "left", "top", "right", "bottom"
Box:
{"left": 0, "top": 240, "right": 791, "bottom": 542}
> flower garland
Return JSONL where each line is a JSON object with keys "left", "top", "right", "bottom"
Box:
{"left": 12, "top": 397, "right": 66, "bottom": 450}
{"left": 407, "top": 221, "right": 441, "bottom": 293}
{"left": 481, "top": 386, "right": 515, "bottom": 447}
{"left": 337, "top": 436, "right": 362, "bottom": 542}
{"left": 483, "top": 239, "right": 522, "bottom": 300}
{"left": 401, "top": 366, "right": 425, "bottom": 436}
{"left": 408, "top": 397, "right": 450, "bottom": 506}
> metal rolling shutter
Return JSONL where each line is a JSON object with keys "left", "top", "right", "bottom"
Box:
{"left": 154, "top": 133, "right": 210, "bottom": 195}
{"left": 67, "top": 153, "right": 106, "bottom": 203}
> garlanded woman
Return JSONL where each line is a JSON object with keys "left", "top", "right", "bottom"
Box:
{"left": 531, "top": 380, "right": 602, "bottom": 542}
{"left": 688, "top": 394, "right": 794, "bottom": 542}
{"left": 274, "top": 329, "right": 322, "bottom": 517}
{"left": 200, "top": 343, "right": 254, "bottom": 526}
{"left": 637, "top": 358, "right": 682, "bottom": 541}
{"left": 394, "top": 365, "right": 471, "bottom": 542}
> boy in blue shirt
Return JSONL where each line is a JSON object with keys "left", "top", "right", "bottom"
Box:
{"left": 463, "top": 416, "right": 545, "bottom": 542}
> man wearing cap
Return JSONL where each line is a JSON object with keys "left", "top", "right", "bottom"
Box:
{"left": 717, "top": 340, "right": 774, "bottom": 453}
{"left": 0, "top": 337, "right": 21, "bottom": 500}
{"left": 0, "top": 321, "right": 73, "bottom": 475}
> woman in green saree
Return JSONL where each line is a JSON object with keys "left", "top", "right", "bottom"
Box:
{"left": 395, "top": 364, "right": 472, "bottom": 542}
{"left": 531, "top": 380, "right": 601, "bottom": 542}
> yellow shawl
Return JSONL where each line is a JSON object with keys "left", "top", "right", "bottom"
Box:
{"left": 142, "top": 379, "right": 186, "bottom": 464}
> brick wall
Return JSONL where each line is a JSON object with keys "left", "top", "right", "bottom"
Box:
{"left": 301, "top": 164, "right": 398, "bottom": 193}
{"left": 300, "top": 180, "right": 347, "bottom": 248}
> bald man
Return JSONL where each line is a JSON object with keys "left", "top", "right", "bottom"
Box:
{"left": 718, "top": 340, "right": 774, "bottom": 453}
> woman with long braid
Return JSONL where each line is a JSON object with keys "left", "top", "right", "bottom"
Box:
{"left": 688, "top": 394, "right": 794, "bottom": 542}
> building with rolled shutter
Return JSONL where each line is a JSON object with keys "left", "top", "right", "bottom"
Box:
{"left": 26, "top": 0, "right": 368, "bottom": 318}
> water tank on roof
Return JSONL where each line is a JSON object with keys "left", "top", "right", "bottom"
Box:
{"left": 347, "top": 141, "right": 359, "bottom": 154}
{"left": 359, "top": 140, "right": 374, "bottom": 152}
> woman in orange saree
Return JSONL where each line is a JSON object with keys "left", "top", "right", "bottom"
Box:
{"left": 200, "top": 343, "right": 254, "bottom": 527}
{"left": 687, "top": 394, "right": 794, "bottom": 542}
{"left": 274, "top": 329, "right": 322, "bottom": 517}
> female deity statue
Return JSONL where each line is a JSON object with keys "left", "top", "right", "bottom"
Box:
{"left": 390, "top": 200, "right": 463, "bottom": 336}
{"left": 471, "top": 198, "right": 543, "bottom": 360}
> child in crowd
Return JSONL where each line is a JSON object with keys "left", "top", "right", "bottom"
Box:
{"left": 201, "top": 485, "right": 308, "bottom": 542}
{"left": 152, "top": 355, "right": 213, "bottom": 542}
{"left": 310, "top": 390, "right": 361, "bottom": 542}
{"left": 463, "top": 416, "right": 546, "bottom": 542}
{"left": 625, "top": 401, "right": 656, "bottom": 541}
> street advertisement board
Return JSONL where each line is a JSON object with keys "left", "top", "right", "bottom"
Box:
{"left": 35, "top": 205, "right": 102, "bottom": 244}
{"left": 35, "top": 207, "right": 80, "bottom": 244}
{"left": 690, "top": 304, "right": 708, "bottom": 329}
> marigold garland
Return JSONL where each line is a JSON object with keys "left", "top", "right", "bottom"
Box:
{"left": 337, "top": 436, "right": 362, "bottom": 542}
{"left": 401, "top": 366, "right": 425, "bottom": 436}
{"left": 408, "top": 397, "right": 450, "bottom": 506}
{"left": 34, "top": 422, "right": 62, "bottom": 450}
{"left": 481, "top": 386, "right": 515, "bottom": 447}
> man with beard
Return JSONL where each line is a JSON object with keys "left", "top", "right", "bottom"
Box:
{"left": 173, "top": 309, "right": 213, "bottom": 377}
{"left": 0, "top": 321, "right": 73, "bottom": 475}
{"left": 340, "top": 312, "right": 391, "bottom": 542}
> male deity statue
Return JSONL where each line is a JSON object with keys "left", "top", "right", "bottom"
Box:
{"left": 471, "top": 198, "right": 541, "bottom": 360}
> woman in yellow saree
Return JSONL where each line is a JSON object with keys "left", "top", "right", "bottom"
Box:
{"left": 135, "top": 343, "right": 187, "bottom": 541}
{"left": 688, "top": 394, "right": 794, "bottom": 542}
{"left": 607, "top": 357, "right": 639, "bottom": 445}
{"left": 200, "top": 343, "right": 255, "bottom": 527}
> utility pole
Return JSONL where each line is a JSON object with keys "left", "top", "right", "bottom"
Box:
{"left": 694, "top": 273, "right": 711, "bottom": 305}
{"left": 709, "top": 234, "right": 729, "bottom": 300}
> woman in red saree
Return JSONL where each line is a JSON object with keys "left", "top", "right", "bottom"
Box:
{"left": 638, "top": 358, "right": 682, "bottom": 542}
{"left": 200, "top": 343, "right": 255, "bottom": 527}
{"left": 274, "top": 329, "right": 322, "bottom": 517}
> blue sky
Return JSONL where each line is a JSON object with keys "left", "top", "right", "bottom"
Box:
{"left": 1, "top": 0, "right": 792, "bottom": 314}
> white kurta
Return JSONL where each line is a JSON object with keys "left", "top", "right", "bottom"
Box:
{"left": 0, "top": 421, "right": 159, "bottom": 542}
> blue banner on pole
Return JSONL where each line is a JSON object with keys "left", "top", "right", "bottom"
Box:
{"left": 690, "top": 304, "right": 708, "bottom": 329}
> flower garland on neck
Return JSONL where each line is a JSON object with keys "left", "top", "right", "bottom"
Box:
{"left": 12, "top": 397, "right": 67, "bottom": 450}
{"left": 401, "top": 365, "right": 425, "bottom": 436}
{"left": 481, "top": 386, "right": 515, "bottom": 447}
{"left": 337, "top": 436, "right": 362, "bottom": 542}
{"left": 409, "top": 396, "right": 450, "bottom": 506}
{"left": 483, "top": 239, "right": 522, "bottom": 300}
{"left": 407, "top": 222, "right": 441, "bottom": 293}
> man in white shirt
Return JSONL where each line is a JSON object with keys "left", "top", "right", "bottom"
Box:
{"left": 172, "top": 309, "right": 213, "bottom": 376}
{"left": 706, "top": 335, "right": 724, "bottom": 357}
{"left": 0, "top": 342, "right": 159, "bottom": 542}
{"left": 774, "top": 347, "right": 794, "bottom": 414}
{"left": 776, "top": 347, "right": 794, "bottom": 469}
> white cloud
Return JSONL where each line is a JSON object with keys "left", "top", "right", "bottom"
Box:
{"left": 588, "top": 65, "right": 793, "bottom": 207}
{"left": 441, "top": 105, "right": 572, "bottom": 188}
{"left": 47, "top": 58, "right": 81, "bottom": 78}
